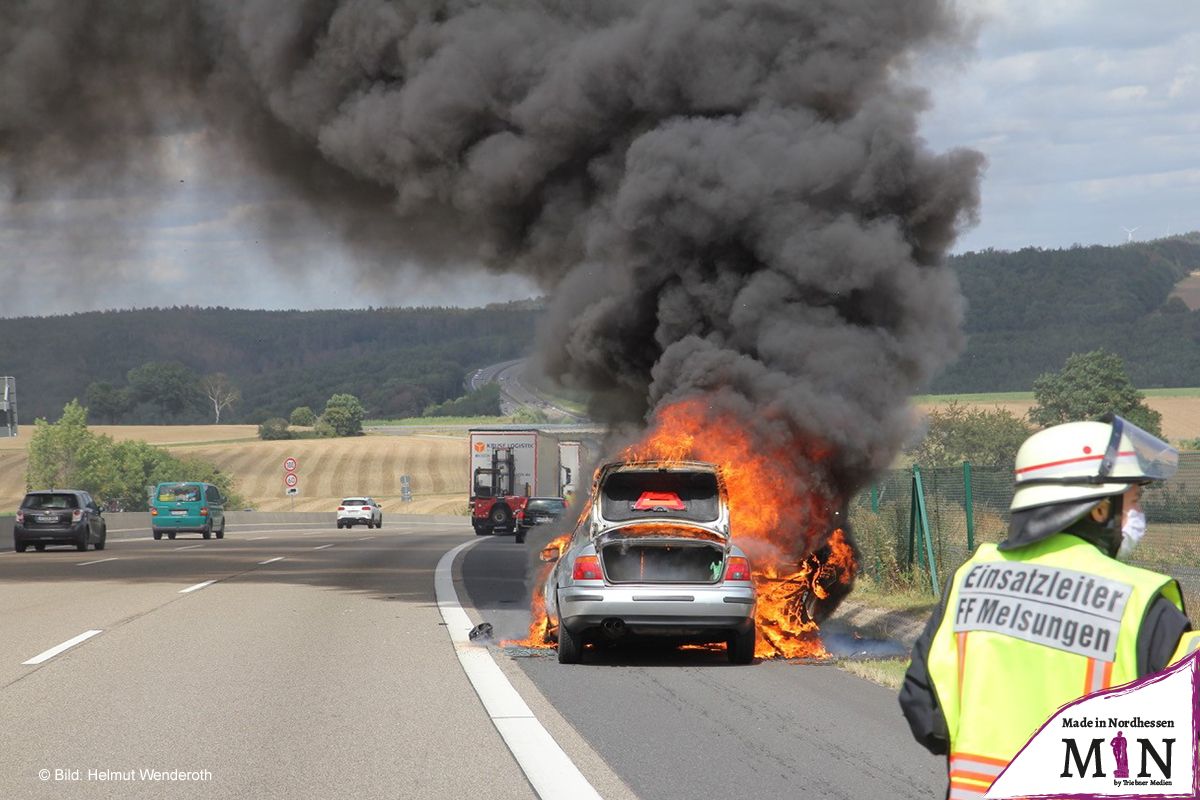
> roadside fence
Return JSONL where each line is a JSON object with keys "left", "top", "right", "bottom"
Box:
{"left": 851, "top": 453, "right": 1200, "bottom": 610}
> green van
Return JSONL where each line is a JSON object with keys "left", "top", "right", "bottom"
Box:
{"left": 151, "top": 482, "right": 227, "bottom": 540}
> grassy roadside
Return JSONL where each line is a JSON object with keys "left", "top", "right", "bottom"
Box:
{"left": 838, "top": 658, "right": 910, "bottom": 689}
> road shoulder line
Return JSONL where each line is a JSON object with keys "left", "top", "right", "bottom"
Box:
{"left": 435, "top": 540, "right": 602, "bottom": 800}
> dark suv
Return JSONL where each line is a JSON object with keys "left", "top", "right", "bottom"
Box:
{"left": 13, "top": 490, "right": 107, "bottom": 552}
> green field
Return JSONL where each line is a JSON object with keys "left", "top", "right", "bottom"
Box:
{"left": 915, "top": 387, "right": 1200, "bottom": 404}
{"left": 364, "top": 415, "right": 512, "bottom": 426}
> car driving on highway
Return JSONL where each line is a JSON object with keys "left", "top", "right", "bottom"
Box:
{"left": 515, "top": 496, "right": 568, "bottom": 544}
{"left": 151, "top": 481, "right": 226, "bottom": 540}
{"left": 337, "top": 497, "right": 382, "bottom": 529}
{"left": 542, "top": 460, "right": 757, "bottom": 665}
{"left": 13, "top": 490, "right": 107, "bottom": 552}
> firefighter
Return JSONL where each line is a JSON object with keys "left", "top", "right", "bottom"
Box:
{"left": 899, "top": 415, "right": 1192, "bottom": 799}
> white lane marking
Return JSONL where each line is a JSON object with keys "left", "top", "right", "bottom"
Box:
{"left": 258, "top": 556, "right": 285, "bottom": 565}
{"left": 313, "top": 544, "right": 334, "bottom": 550}
{"left": 435, "top": 541, "right": 602, "bottom": 800}
{"left": 174, "top": 545, "right": 204, "bottom": 551}
{"left": 77, "top": 557, "right": 119, "bottom": 566}
{"left": 247, "top": 536, "right": 271, "bottom": 541}
{"left": 179, "top": 580, "right": 216, "bottom": 594}
{"left": 357, "top": 536, "right": 374, "bottom": 541}
{"left": 23, "top": 630, "right": 104, "bottom": 665}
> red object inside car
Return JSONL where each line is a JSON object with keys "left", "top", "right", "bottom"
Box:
{"left": 632, "top": 491, "right": 686, "bottom": 511}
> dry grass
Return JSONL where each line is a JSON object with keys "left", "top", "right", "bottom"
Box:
{"left": 838, "top": 657, "right": 910, "bottom": 689}
{"left": 915, "top": 397, "right": 1200, "bottom": 443}
{"left": 0, "top": 428, "right": 468, "bottom": 515}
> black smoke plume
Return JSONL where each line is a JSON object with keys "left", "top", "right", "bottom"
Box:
{"left": 2, "top": 1, "right": 983, "bottom": 498}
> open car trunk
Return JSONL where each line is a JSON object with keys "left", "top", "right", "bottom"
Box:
{"left": 597, "top": 525, "right": 727, "bottom": 584}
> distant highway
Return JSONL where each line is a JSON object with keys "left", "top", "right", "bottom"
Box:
{"left": 469, "top": 358, "right": 588, "bottom": 422}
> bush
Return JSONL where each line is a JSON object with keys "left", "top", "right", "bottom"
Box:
{"left": 289, "top": 406, "right": 316, "bottom": 426}
{"left": 313, "top": 418, "right": 336, "bottom": 438}
{"left": 25, "top": 401, "right": 243, "bottom": 511}
{"left": 258, "top": 418, "right": 292, "bottom": 440}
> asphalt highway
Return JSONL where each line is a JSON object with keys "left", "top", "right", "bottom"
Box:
{"left": 2, "top": 517, "right": 947, "bottom": 799}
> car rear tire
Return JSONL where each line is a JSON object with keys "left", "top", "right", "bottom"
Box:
{"left": 203, "top": 521, "right": 212, "bottom": 540}
{"left": 14, "top": 542, "right": 26, "bottom": 553}
{"left": 377, "top": 515, "right": 383, "bottom": 528}
{"left": 557, "top": 621, "right": 583, "bottom": 664}
{"left": 153, "top": 530, "right": 162, "bottom": 540}
{"left": 95, "top": 535, "right": 106, "bottom": 551}
{"left": 727, "top": 627, "right": 756, "bottom": 665}
{"left": 76, "top": 532, "right": 89, "bottom": 552}
{"left": 35, "top": 544, "right": 46, "bottom": 552}
{"left": 216, "top": 521, "right": 224, "bottom": 540}
{"left": 167, "top": 532, "right": 176, "bottom": 540}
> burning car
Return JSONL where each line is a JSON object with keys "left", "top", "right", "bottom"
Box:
{"left": 541, "top": 460, "right": 757, "bottom": 664}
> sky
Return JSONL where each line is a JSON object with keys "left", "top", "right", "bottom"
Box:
{"left": 1, "top": 0, "right": 1198, "bottom": 317}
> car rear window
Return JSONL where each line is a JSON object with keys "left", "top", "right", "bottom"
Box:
{"left": 21, "top": 493, "right": 80, "bottom": 510}
{"left": 600, "top": 471, "right": 720, "bottom": 522}
{"left": 158, "top": 485, "right": 201, "bottom": 502}
{"left": 526, "top": 499, "right": 566, "bottom": 513}
{"left": 342, "top": 499, "right": 367, "bottom": 506}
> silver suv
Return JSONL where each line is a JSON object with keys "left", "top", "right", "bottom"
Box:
{"left": 542, "top": 460, "right": 756, "bottom": 664}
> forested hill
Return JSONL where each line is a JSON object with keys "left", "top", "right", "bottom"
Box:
{"left": 933, "top": 233, "right": 1200, "bottom": 393}
{"left": 1, "top": 304, "right": 538, "bottom": 422}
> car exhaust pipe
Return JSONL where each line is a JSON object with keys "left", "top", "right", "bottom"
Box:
{"left": 600, "top": 617, "right": 627, "bottom": 639}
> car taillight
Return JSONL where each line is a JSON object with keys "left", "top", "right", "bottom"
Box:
{"left": 72, "top": 509, "right": 83, "bottom": 522}
{"left": 15, "top": 511, "right": 23, "bottom": 523}
{"left": 151, "top": 507, "right": 158, "bottom": 516}
{"left": 337, "top": 506, "right": 345, "bottom": 511}
{"left": 200, "top": 507, "right": 209, "bottom": 517}
{"left": 724, "top": 556, "right": 751, "bottom": 582}
{"left": 572, "top": 555, "right": 603, "bottom": 581}
{"left": 362, "top": 506, "right": 371, "bottom": 511}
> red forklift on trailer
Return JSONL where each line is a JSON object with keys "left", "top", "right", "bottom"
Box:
{"left": 470, "top": 446, "right": 530, "bottom": 536}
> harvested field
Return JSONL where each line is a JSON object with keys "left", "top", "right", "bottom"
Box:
{"left": 915, "top": 396, "right": 1200, "bottom": 443}
{"left": 0, "top": 428, "right": 467, "bottom": 515}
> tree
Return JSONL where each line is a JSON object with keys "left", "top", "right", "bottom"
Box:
{"left": 322, "top": 393, "right": 365, "bottom": 436}
{"left": 26, "top": 401, "right": 112, "bottom": 493}
{"left": 258, "top": 418, "right": 291, "bottom": 440}
{"left": 127, "top": 362, "right": 203, "bottom": 422}
{"left": 202, "top": 373, "right": 241, "bottom": 424}
{"left": 290, "top": 406, "right": 317, "bottom": 426}
{"left": 25, "top": 401, "right": 241, "bottom": 510}
{"left": 1029, "top": 350, "right": 1163, "bottom": 436}
{"left": 910, "top": 402, "right": 1033, "bottom": 468}
{"left": 84, "top": 382, "right": 129, "bottom": 424}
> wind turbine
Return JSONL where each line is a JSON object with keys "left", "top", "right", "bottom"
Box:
{"left": 1121, "top": 226, "right": 1139, "bottom": 243}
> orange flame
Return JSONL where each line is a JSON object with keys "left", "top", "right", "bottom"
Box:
{"left": 504, "top": 533, "right": 571, "bottom": 649}
{"left": 624, "top": 398, "right": 858, "bottom": 659}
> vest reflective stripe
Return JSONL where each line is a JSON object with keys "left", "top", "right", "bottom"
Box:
{"left": 927, "top": 533, "right": 1181, "bottom": 783}
{"left": 1170, "top": 631, "right": 1200, "bottom": 665}
{"left": 949, "top": 753, "right": 1006, "bottom": 798}
{"left": 955, "top": 631, "right": 969, "bottom": 701}
{"left": 1084, "top": 657, "right": 1113, "bottom": 694}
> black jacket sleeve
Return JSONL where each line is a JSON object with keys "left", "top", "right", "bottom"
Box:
{"left": 1137, "top": 592, "right": 1192, "bottom": 676}
{"left": 899, "top": 580, "right": 953, "bottom": 756}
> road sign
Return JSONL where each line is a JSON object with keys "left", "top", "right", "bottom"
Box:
{"left": 283, "top": 457, "right": 298, "bottom": 473}
{"left": 284, "top": 473, "right": 299, "bottom": 488}
{"left": 399, "top": 474, "right": 411, "bottom": 487}
{"left": 286, "top": 487, "right": 299, "bottom": 496}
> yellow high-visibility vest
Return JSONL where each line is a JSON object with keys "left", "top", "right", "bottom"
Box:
{"left": 925, "top": 533, "right": 1182, "bottom": 799}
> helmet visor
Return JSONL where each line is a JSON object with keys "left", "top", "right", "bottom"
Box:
{"left": 1104, "top": 415, "right": 1178, "bottom": 481}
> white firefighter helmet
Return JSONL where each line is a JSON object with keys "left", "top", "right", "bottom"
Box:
{"left": 1010, "top": 415, "right": 1178, "bottom": 512}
